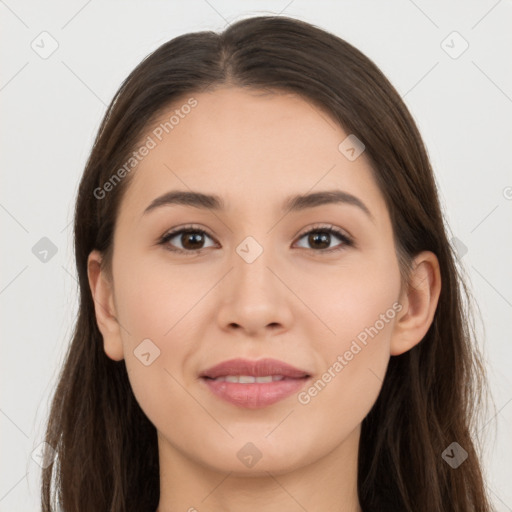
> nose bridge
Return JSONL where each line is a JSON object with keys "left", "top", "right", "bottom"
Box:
{"left": 216, "top": 230, "right": 291, "bottom": 332}
{"left": 232, "top": 232, "right": 278, "bottom": 298}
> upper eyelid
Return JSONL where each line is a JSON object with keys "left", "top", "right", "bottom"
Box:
{"left": 296, "top": 223, "right": 348, "bottom": 237}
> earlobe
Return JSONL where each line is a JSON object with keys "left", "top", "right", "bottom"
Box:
{"left": 87, "top": 250, "right": 124, "bottom": 361}
{"left": 390, "top": 251, "right": 442, "bottom": 356}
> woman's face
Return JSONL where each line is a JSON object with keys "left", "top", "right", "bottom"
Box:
{"left": 93, "top": 86, "right": 409, "bottom": 474}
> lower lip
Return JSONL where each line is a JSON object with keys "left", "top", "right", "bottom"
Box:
{"left": 201, "top": 377, "right": 310, "bottom": 409}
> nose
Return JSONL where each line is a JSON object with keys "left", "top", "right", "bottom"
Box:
{"left": 215, "top": 239, "right": 294, "bottom": 338}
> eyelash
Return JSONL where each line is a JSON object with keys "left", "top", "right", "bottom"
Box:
{"left": 158, "top": 223, "right": 354, "bottom": 257}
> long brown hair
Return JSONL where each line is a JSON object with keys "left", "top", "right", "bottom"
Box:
{"left": 41, "top": 15, "right": 496, "bottom": 511}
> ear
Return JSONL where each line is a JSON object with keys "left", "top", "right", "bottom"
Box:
{"left": 390, "top": 251, "right": 441, "bottom": 356}
{"left": 87, "top": 250, "right": 124, "bottom": 361}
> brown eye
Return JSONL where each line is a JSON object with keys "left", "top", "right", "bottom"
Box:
{"left": 178, "top": 231, "right": 207, "bottom": 250}
{"left": 306, "top": 231, "right": 331, "bottom": 250}
{"left": 160, "top": 227, "right": 216, "bottom": 255}
{"left": 294, "top": 226, "right": 353, "bottom": 253}
{"left": 159, "top": 223, "right": 354, "bottom": 256}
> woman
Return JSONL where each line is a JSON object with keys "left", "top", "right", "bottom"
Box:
{"left": 41, "top": 15, "right": 495, "bottom": 511}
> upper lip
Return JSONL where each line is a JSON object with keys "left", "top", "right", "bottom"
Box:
{"left": 199, "top": 358, "right": 311, "bottom": 379}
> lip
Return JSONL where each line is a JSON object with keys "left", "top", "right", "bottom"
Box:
{"left": 199, "top": 357, "right": 310, "bottom": 379}
{"left": 199, "top": 358, "right": 311, "bottom": 409}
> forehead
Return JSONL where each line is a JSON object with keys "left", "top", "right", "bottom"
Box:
{"left": 118, "top": 86, "right": 387, "bottom": 223}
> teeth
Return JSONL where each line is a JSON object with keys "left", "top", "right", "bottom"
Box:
{"left": 212, "top": 375, "right": 286, "bottom": 383}
{"left": 225, "top": 375, "right": 241, "bottom": 383}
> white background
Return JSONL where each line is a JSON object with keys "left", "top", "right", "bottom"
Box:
{"left": 1, "top": 0, "right": 511, "bottom": 510}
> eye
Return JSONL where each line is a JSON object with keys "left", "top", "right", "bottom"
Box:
{"left": 158, "top": 224, "right": 217, "bottom": 256}
{"left": 158, "top": 223, "right": 354, "bottom": 256}
{"left": 294, "top": 224, "right": 354, "bottom": 253}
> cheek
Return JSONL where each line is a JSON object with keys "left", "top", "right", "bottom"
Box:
{"left": 295, "top": 249, "right": 401, "bottom": 345}
{"left": 296, "top": 311, "right": 394, "bottom": 445}
{"left": 113, "top": 252, "right": 209, "bottom": 342}
{"left": 294, "top": 254, "right": 400, "bottom": 420}
{"left": 111, "top": 252, "right": 210, "bottom": 404}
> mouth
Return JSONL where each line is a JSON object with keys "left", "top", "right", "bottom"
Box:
{"left": 202, "top": 374, "right": 307, "bottom": 383}
{"left": 199, "top": 358, "right": 312, "bottom": 409}
{"left": 200, "top": 375, "right": 311, "bottom": 409}
{"left": 199, "top": 357, "right": 311, "bottom": 379}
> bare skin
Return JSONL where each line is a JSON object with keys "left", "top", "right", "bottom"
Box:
{"left": 87, "top": 86, "right": 441, "bottom": 512}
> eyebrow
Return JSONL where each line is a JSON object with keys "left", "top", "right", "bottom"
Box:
{"left": 142, "top": 189, "right": 374, "bottom": 223}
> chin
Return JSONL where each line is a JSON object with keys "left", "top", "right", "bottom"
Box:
{"left": 195, "top": 438, "right": 314, "bottom": 476}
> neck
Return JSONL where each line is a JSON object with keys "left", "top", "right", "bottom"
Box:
{"left": 156, "top": 424, "right": 363, "bottom": 512}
